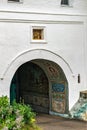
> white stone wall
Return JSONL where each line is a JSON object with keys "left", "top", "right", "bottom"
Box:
{"left": 0, "top": 0, "right": 87, "bottom": 111}
{"left": 0, "top": 0, "right": 87, "bottom": 14}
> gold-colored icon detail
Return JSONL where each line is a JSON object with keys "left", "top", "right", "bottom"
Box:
{"left": 33, "top": 29, "right": 44, "bottom": 40}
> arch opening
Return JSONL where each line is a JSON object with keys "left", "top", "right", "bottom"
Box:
{"left": 10, "top": 59, "right": 69, "bottom": 114}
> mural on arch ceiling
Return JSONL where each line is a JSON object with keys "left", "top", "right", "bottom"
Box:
{"left": 42, "top": 60, "right": 68, "bottom": 113}
{"left": 32, "top": 60, "right": 68, "bottom": 114}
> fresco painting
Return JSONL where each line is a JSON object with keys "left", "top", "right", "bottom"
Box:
{"left": 52, "top": 83, "right": 65, "bottom": 92}
{"left": 33, "top": 60, "right": 68, "bottom": 114}
{"left": 52, "top": 99, "right": 65, "bottom": 113}
{"left": 52, "top": 83, "right": 66, "bottom": 113}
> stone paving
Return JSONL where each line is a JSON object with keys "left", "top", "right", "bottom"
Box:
{"left": 36, "top": 114, "right": 87, "bottom": 130}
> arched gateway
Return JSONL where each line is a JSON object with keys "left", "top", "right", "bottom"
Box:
{"left": 10, "top": 59, "right": 68, "bottom": 114}
{"left": 4, "top": 49, "right": 73, "bottom": 115}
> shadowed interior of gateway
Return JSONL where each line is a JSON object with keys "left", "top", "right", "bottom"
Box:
{"left": 10, "top": 59, "right": 69, "bottom": 114}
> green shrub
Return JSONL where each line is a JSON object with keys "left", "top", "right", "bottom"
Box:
{"left": 0, "top": 96, "right": 40, "bottom": 130}
{"left": 0, "top": 96, "right": 9, "bottom": 107}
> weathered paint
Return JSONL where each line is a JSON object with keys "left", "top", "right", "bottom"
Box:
{"left": 52, "top": 84, "right": 65, "bottom": 92}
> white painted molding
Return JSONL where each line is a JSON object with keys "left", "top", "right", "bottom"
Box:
{"left": 0, "top": 18, "right": 84, "bottom": 24}
{"left": 1, "top": 49, "right": 74, "bottom": 79}
{"left": 0, "top": 9, "right": 87, "bottom": 17}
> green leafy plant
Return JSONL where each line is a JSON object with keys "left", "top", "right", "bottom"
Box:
{"left": 12, "top": 100, "right": 36, "bottom": 126}
{"left": 0, "top": 96, "right": 41, "bottom": 130}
